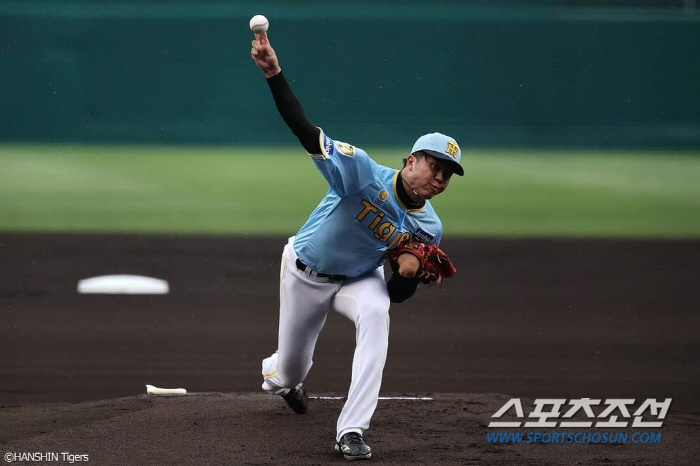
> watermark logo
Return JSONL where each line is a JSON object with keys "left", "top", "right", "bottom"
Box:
{"left": 488, "top": 398, "right": 672, "bottom": 428}
{"left": 4, "top": 452, "right": 89, "bottom": 463}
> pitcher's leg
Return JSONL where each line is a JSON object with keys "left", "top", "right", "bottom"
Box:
{"left": 262, "top": 239, "right": 338, "bottom": 394}
{"left": 331, "top": 267, "right": 390, "bottom": 441}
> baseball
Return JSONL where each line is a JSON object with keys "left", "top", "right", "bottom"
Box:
{"left": 249, "top": 15, "right": 269, "bottom": 33}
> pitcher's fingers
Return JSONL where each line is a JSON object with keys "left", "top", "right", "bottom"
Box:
{"left": 255, "top": 31, "right": 269, "bottom": 44}
{"left": 251, "top": 40, "right": 266, "bottom": 54}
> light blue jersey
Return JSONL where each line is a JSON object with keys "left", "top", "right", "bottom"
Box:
{"left": 293, "top": 130, "right": 443, "bottom": 278}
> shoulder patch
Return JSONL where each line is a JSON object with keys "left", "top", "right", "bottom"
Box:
{"left": 322, "top": 133, "right": 335, "bottom": 157}
{"left": 414, "top": 229, "right": 436, "bottom": 244}
{"left": 335, "top": 141, "right": 355, "bottom": 157}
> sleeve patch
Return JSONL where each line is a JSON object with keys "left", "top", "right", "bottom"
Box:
{"left": 335, "top": 141, "right": 356, "bottom": 157}
{"left": 414, "top": 229, "right": 436, "bottom": 244}
{"left": 321, "top": 133, "right": 335, "bottom": 157}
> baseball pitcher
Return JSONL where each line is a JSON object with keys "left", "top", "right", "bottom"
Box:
{"left": 251, "top": 29, "right": 463, "bottom": 460}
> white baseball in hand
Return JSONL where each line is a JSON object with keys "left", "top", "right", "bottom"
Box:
{"left": 249, "top": 15, "right": 269, "bottom": 33}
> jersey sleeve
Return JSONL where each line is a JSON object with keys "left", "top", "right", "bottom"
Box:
{"left": 308, "top": 129, "right": 377, "bottom": 197}
{"left": 431, "top": 210, "right": 443, "bottom": 245}
{"left": 412, "top": 216, "right": 443, "bottom": 247}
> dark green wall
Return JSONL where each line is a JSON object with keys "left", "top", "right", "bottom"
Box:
{"left": 2, "top": 1, "right": 699, "bottom": 147}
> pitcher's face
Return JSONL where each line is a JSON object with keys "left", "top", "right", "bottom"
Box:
{"left": 405, "top": 153, "right": 454, "bottom": 199}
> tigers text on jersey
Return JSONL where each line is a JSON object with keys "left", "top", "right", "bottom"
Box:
{"left": 293, "top": 130, "right": 443, "bottom": 278}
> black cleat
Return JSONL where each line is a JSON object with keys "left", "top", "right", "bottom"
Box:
{"left": 335, "top": 432, "right": 372, "bottom": 460}
{"left": 281, "top": 384, "right": 308, "bottom": 414}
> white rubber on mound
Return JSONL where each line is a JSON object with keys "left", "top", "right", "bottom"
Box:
{"left": 77, "top": 274, "right": 169, "bottom": 294}
{"left": 146, "top": 385, "right": 187, "bottom": 396}
{"left": 311, "top": 396, "right": 433, "bottom": 400}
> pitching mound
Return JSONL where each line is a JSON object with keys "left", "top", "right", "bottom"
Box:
{"left": 2, "top": 393, "right": 698, "bottom": 465}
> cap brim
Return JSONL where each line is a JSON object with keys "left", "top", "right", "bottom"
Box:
{"left": 420, "top": 150, "right": 464, "bottom": 176}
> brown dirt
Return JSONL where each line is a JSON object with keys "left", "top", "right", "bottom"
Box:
{"left": 1, "top": 233, "right": 699, "bottom": 464}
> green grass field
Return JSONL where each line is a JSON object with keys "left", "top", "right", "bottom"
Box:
{"left": 1, "top": 144, "right": 699, "bottom": 238}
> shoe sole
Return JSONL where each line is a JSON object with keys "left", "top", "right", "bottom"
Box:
{"left": 334, "top": 444, "right": 372, "bottom": 460}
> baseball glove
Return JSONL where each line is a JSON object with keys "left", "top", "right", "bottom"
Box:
{"left": 386, "top": 241, "right": 457, "bottom": 285}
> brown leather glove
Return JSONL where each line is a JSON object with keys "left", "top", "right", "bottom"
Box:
{"left": 386, "top": 241, "right": 457, "bottom": 285}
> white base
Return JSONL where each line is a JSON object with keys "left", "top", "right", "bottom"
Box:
{"left": 78, "top": 275, "right": 169, "bottom": 294}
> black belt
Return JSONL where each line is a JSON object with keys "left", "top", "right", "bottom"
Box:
{"left": 296, "top": 258, "right": 347, "bottom": 281}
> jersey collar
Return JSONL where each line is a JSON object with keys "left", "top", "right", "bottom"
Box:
{"left": 392, "top": 171, "right": 426, "bottom": 213}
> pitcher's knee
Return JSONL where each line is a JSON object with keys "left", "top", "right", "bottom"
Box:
{"left": 358, "top": 303, "right": 390, "bottom": 332}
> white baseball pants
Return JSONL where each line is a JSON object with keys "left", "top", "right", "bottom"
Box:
{"left": 262, "top": 237, "right": 391, "bottom": 442}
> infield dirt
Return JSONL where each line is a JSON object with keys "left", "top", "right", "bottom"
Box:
{"left": 1, "top": 233, "right": 699, "bottom": 464}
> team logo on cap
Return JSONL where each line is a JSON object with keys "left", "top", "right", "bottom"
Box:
{"left": 445, "top": 141, "right": 459, "bottom": 158}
